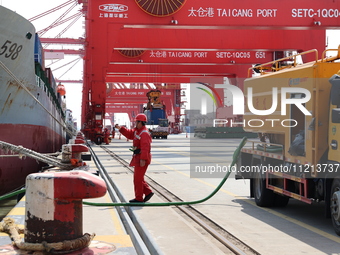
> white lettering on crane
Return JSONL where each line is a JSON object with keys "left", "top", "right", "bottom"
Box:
{"left": 216, "top": 52, "right": 251, "bottom": 58}
{"left": 188, "top": 7, "right": 340, "bottom": 19}
{"left": 150, "top": 51, "right": 209, "bottom": 58}
{"left": 189, "top": 8, "right": 278, "bottom": 18}
{"left": 292, "top": 8, "right": 340, "bottom": 18}
{"left": 216, "top": 9, "right": 253, "bottom": 17}
{"left": 257, "top": 9, "right": 277, "bottom": 17}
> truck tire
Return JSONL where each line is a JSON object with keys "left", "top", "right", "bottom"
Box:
{"left": 274, "top": 194, "right": 289, "bottom": 207}
{"left": 330, "top": 177, "right": 340, "bottom": 235}
{"left": 95, "top": 135, "right": 102, "bottom": 145}
{"left": 253, "top": 168, "right": 275, "bottom": 207}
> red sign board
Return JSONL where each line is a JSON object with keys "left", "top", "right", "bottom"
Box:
{"left": 112, "top": 50, "right": 273, "bottom": 64}
{"left": 91, "top": 0, "right": 340, "bottom": 28}
{"left": 106, "top": 105, "right": 139, "bottom": 110}
{"left": 107, "top": 89, "right": 173, "bottom": 98}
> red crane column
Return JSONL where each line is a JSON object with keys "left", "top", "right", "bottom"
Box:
{"left": 81, "top": 1, "right": 109, "bottom": 143}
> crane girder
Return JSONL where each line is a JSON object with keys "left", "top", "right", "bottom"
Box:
{"left": 107, "top": 27, "right": 325, "bottom": 52}
{"left": 80, "top": 0, "right": 331, "bottom": 141}
{"left": 40, "top": 37, "right": 85, "bottom": 45}
{"left": 45, "top": 49, "right": 84, "bottom": 55}
{"left": 83, "top": 0, "right": 340, "bottom": 29}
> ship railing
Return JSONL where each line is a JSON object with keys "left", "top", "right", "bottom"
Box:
{"left": 35, "top": 74, "right": 65, "bottom": 120}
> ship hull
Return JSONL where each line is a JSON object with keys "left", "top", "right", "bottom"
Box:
{"left": 0, "top": 124, "right": 65, "bottom": 195}
{"left": 0, "top": 6, "right": 66, "bottom": 195}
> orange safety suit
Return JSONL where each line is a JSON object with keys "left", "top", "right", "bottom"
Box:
{"left": 103, "top": 128, "right": 110, "bottom": 144}
{"left": 119, "top": 126, "right": 152, "bottom": 201}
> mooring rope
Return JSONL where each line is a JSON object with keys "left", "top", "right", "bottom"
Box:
{"left": 0, "top": 217, "right": 94, "bottom": 254}
{"left": 0, "top": 140, "right": 73, "bottom": 170}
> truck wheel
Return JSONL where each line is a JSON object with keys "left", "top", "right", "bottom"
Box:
{"left": 274, "top": 194, "right": 289, "bottom": 207}
{"left": 95, "top": 136, "right": 102, "bottom": 145}
{"left": 253, "top": 168, "right": 275, "bottom": 207}
{"left": 330, "top": 178, "right": 340, "bottom": 235}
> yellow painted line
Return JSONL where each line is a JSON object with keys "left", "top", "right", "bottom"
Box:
{"left": 16, "top": 224, "right": 24, "bottom": 229}
{"left": 7, "top": 207, "right": 25, "bottom": 216}
{"left": 240, "top": 198, "right": 340, "bottom": 244}
{"left": 153, "top": 159, "right": 340, "bottom": 243}
{"left": 0, "top": 234, "right": 132, "bottom": 247}
{"left": 0, "top": 232, "right": 24, "bottom": 238}
{"left": 105, "top": 194, "right": 125, "bottom": 236}
{"left": 1, "top": 202, "right": 25, "bottom": 238}
{"left": 94, "top": 235, "right": 133, "bottom": 247}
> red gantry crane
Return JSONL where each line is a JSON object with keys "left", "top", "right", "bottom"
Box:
{"left": 29, "top": 0, "right": 85, "bottom": 85}
{"left": 76, "top": 0, "right": 340, "bottom": 143}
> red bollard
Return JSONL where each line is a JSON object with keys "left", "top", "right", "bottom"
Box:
{"left": 25, "top": 170, "right": 107, "bottom": 243}
{"left": 76, "top": 132, "right": 85, "bottom": 138}
{"left": 71, "top": 144, "right": 88, "bottom": 156}
{"left": 75, "top": 138, "right": 85, "bottom": 144}
{"left": 62, "top": 144, "right": 88, "bottom": 165}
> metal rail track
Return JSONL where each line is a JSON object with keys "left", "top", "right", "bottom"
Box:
{"left": 100, "top": 145, "right": 260, "bottom": 255}
{"left": 88, "top": 143, "right": 163, "bottom": 255}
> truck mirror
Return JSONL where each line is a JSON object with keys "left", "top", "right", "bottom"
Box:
{"left": 332, "top": 108, "right": 340, "bottom": 123}
{"left": 330, "top": 74, "right": 340, "bottom": 106}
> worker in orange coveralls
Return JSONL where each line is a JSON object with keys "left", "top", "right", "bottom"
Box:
{"left": 103, "top": 128, "right": 110, "bottom": 145}
{"left": 115, "top": 113, "right": 154, "bottom": 203}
